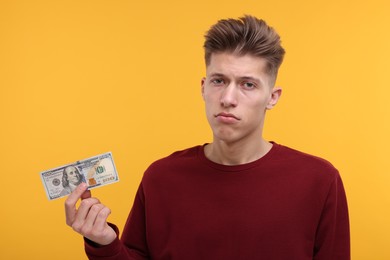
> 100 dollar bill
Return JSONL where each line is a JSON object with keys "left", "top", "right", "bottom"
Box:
{"left": 40, "top": 152, "right": 119, "bottom": 200}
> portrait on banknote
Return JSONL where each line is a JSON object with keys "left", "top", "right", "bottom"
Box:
{"left": 60, "top": 166, "right": 86, "bottom": 197}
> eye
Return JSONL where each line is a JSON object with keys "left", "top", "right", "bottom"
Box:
{"left": 211, "top": 78, "right": 225, "bottom": 86}
{"left": 242, "top": 82, "right": 256, "bottom": 89}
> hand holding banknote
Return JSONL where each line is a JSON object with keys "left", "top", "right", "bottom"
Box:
{"left": 40, "top": 152, "right": 119, "bottom": 200}
{"left": 65, "top": 183, "right": 117, "bottom": 245}
{"left": 40, "top": 152, "right": 120, "bottom": 245}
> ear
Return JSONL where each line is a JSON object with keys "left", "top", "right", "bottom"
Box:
{"left": 201, "top": 77, "right": 206, "bottom": 100}
{"left": 266, "top": 87, "right": 282, "bottom": 110}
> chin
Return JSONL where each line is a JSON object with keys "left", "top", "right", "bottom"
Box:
{"left": 214, "top": 132, "right": 240, "bottom": 144}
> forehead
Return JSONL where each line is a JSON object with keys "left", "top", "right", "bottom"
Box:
{"left": 65, "top": 167, "right": 77, "bottom": 173}
{"left": 206, "top": 52, "right": 269, "bottom": 76}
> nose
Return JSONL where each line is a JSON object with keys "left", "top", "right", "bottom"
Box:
{"left": 220, "top": 83, "right": 238, "bottom": 108}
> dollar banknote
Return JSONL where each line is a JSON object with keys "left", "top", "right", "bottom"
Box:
{"left": 40, "top": 152, "right": 119, "bottom": 200}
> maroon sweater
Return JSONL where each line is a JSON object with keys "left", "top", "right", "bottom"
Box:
{"left": 85, "top": 143, "right": 350, "bottom": 259}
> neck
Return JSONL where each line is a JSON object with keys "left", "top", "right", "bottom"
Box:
{"left": 204, "top": 138, "right": 272, "bottom": 165}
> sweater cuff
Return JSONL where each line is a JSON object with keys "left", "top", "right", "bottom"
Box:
{"left": 84, "top": 223, "right": 122, "bottom": 257}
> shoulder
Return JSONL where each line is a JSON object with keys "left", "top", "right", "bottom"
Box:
{"left": 142, "top": 145, "right": 202, "bottom": 179}
{"left": 151, "top": 145, "right": 200, "bottom": 167}
{"left": 271, "top": 143, "right": 340, "bottom": 181}
{"left": 59, "top": 187, "right": 71, "bottom": 197}
{"left": 272, "top": 143, "right": 336, "bottom": 168}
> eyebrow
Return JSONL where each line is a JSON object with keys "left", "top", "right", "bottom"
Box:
{"left": 240, "top": 76, "right": 261, "bottom": 83}
{"left": 209, "top": 73, "right": 225, "bottom": 78}
{"left": 209, "top": 73, "right": 262, "bottom": 84}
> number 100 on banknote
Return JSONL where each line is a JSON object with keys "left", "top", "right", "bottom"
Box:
{"left": 40, "top": 152, "right": 119, "bottom": 200}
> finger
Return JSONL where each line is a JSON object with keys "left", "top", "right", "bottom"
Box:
{"left": 82, "top": 203, "right": 105, "bottom": 234}
{"left": 93, "top": 207, "right": 111, "bottom": 232}
{"left": 85, "top": 206, "right": 116, "bottom": 246}
{"left": 65, "top": 183, "right": 88, "bottom": 226}
{"left": 71, "top": 197, "right": 101, "bottom": 232}
{"left": 81, "top": 189, "right": 91, "bottom": 200}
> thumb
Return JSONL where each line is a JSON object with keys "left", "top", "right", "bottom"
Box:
{"left": 81, "top": 185, "right": 91, "bottom": 200}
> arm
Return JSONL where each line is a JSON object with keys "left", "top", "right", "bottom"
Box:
{"left": 314, "top": 173, "right": 350, "bottom": 260}
{"left": 64, "top": 183, "right": 149, "bottom": 260}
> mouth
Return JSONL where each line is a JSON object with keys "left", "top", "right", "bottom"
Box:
{"left": 214, "top": 112, "right": 241, "bottom": 123}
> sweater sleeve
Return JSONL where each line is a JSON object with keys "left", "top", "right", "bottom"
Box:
{"left": 84, "top": 184, "right": 150, "bottom": 260}
{"left": 314, "top": 171, "right": 350, "bottom": 260}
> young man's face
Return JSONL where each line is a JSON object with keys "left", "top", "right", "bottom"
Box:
{"left": 201, "top": 52, "right": 281, "bottom": 144}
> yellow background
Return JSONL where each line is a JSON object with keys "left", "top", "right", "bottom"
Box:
{"left": 0, "top": 0, "right": 389, "bottom": 259}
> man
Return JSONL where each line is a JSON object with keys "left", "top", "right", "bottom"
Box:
{"left": 65, "top": 15, "right": 350, "bottom": 259}
{"left": 60, "top": 166, "right": 84, "bottom": 196}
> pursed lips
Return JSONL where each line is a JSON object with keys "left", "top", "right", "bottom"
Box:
{"left": 215, "top": 112, "right": 241, "bottom": 122}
